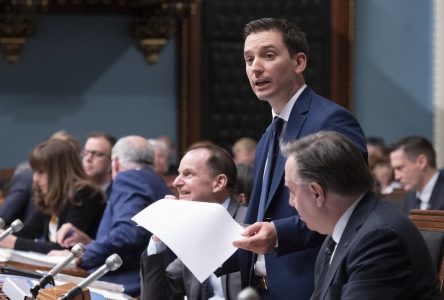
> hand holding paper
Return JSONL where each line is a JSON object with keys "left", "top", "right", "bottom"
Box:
{"left": 132, "top": 199, "right": 245, "bottom": 282}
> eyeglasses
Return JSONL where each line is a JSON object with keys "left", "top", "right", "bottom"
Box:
{"left": 81, "top": 149, "right": 110, "bottom": 159}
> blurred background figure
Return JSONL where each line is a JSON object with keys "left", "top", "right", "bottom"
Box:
{"left": 390, "top": 135, "right": 444, "bottom": 213}
{"left": 232, "top": 137, "right": 257, "bottom": 166}
{"left": 157, "top": 135, "right": 177, "bottom": 174}
{"left": 0, "top": 138, "right": 105, "bottom": 253}
{"left": 234, "top": 164, "right": 254, "bottom": 206}
{"left": 147, "top": 138, "right": 170, "bottom": 176}
{"left": 366, "top": 136, "right": 386, "bottom": 158}
{"left": 82, "top": 132, "right": 116, "bottom": 198}
{"left": 369, "top": 152, "right": 402, "bottom": 195}
{"left": 0, "top": 130, "right": 80, "bottom": 227}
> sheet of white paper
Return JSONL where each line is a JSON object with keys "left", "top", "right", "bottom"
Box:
{"left": 132, "top": 199, "right": 244, "bottom": 283}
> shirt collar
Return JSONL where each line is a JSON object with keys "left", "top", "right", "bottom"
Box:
{"left": 272, "top": 84, "right": 307, "bottom": 122}
{"left": 332, "top": 193, "right": 365, "bottom": 244}
{"left": 417, "top": 171, "right": 439, "bottom": 204}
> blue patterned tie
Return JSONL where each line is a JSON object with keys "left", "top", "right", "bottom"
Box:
{"left": 257, "top": 117, "right": 284, "bottom": 221}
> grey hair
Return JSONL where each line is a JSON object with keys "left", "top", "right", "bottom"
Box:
{"left": 112, "top": 136, "right": 154, "bottom": 170}
{"left": 282, "top": 131, "right": 373, "bottom": 197}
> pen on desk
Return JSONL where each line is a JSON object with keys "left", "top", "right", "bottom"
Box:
{"left": 0, "top": 266, "right": 42, "bottom": 279}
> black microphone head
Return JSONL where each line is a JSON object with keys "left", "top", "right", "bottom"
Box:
{"left": 105, "top": 254, "right": 122, "bottom": 271}
{"left": 11, "top": 219, "right": 24, "bottom": 232}
{"left": 0, "top": 218, "right": 4, "bottom": 229}
{"left": 70, "top": 243, "right": 85, "bottom": 257}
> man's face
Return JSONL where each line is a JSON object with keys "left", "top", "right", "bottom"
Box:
{"left": 82, "top": 137, "right": 112, "bottom": 183}
{"left": 173, "top": 148, "right": 217, "bottom": 202}
{"left": 244, "top": 30, "right": 300, "bottom": 104}
{"left": 284, "top": 156, "right": 320, "bottom": 232}
{"left": 390, "top": 149, "right": 422, "bottom": 191}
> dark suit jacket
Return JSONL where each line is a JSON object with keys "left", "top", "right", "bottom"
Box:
{"left": 240, "top": 87, "right": 367, "bottom": 299}
{"left": 402, "top": 170, "right": 444, "bottom": 213}
{"left": 81, "top": 167, "right": 170, "bottom": 297}
{"left": 0, "top": 170, "right": 37, "bottom": 226}
{"left": 313, "top": 192, "right": 442, "bottom": 300}
{"left": 140, "top": 198, "right": 247, "bottom": 300}
{"left": 14, "top": 186, "right": 105, "bottom": 253}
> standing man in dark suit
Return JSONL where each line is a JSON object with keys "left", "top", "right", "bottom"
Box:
{"left": 141, "top": 144, "right": 247, "bottom": 300}
{"left": 390, "top": 135, "right": 444, "bottom": 213}
{"left": 232, "top": 18, "right": 367, "bottom": 299}
{"left": 54, "top": 135, "right": 170, "bottom": 296}
{"left": 283, "top": 131, "right": 442, "bottom": 300}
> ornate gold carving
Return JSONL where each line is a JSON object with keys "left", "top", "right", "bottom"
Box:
{"left": 131, "top": 1, "right": 196, "bottom": 64}
{"left": 0, "top": 3, "right": 35, "bottom": 63}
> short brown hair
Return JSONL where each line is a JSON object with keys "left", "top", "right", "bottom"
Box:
{"left": 243, "top": 18, "right": 309, "bottom": 58}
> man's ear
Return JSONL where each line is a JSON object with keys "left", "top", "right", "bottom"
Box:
{"left": 308, "top": 182, "right": 326, "bottom": 207}
{"left": 416, "top": 153, "right": 428, "bottom": 170}
{"left": 293, "top": 52, "right": 307, "bottom": 74}
{"left": 212, "top": 174, "right": 228, "bottom": 193}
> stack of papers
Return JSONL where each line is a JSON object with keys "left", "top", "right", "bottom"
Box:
{"left": 0, "top": 248, "right": 76, "bottom": 269}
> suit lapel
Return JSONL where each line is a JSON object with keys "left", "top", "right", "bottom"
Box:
{"left": 264, "top": 88, "right": 313, "bottom": 210}
{"left": 320, "top": 192, "right": 378, "bottom": 299}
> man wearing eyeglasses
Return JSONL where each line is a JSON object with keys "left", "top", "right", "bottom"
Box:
{"left": 82, "top": 132, "right": 116, "bottom": 198}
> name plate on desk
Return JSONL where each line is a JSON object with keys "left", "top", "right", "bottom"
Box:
{"left": 3, "top": 277, "right": 33, "bottom": 300}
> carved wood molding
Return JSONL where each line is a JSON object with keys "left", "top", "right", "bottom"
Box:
{"left": 0, "top": 0, "right": 196, "bottom": 64}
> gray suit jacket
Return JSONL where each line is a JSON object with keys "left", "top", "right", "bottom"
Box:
{"left": 140, "top": 198, "right": 247, "bottom": 300}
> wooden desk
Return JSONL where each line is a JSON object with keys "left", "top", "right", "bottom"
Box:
{"left": 0, "top": 260, "right": 88, "bottom": 278}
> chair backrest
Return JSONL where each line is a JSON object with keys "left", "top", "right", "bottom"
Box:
{"left": 409, "top": 209, "right": 444, "bottom": 291}
{"left": 380, "top": 189, "right": 406, "bottom": 211}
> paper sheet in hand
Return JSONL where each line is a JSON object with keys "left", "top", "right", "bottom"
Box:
{"left": 132, "top": 199, "right": 244, "bottom": 282}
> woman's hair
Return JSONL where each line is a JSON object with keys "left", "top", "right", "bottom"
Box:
{"left": 29, "top": 139, "right": 103, "bottom": 215}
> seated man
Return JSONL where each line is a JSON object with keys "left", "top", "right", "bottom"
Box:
{"left": 141, "top": 144, "right": 246, "bottom": 300}
{"left": 52, "top": 135, "right": 170, "bottom": 296}
{"left": 389, "top": 135, "right": 444, "bottom": 213}
{"left": 283, "top": 131, "right": 442, "bottom": 299}
{"left": 81, "top": 132, "right": 116, "bottom": 198}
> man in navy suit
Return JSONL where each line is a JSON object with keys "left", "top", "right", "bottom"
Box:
{"left": 390, "top": 135, "right": 444, "bottom": 213}
{"left": 283, "top": 131, "right": 442, "bottom": 299}
{"left": 54, "top": 135, "right": 170, "bottom": 296}
{"left": 233, "top": 18, "right": 367, "bottom": 299}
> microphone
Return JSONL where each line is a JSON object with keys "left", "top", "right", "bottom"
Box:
{"left": 30, "top": 243, "right": 85, "bottom": 297}
{"left": 60, "top": 253, "right": 122, "bottom": 300}
{"left": 0, "top": 217, "right": 5, "bottom": 229}
{"left": 237, "top": 287, "right": 260, "bottom": 300}
{"left": 0, "top": 219, "right": 24, "bottom": 241}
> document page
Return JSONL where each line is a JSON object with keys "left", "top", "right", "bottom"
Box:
{"left": 132, "top": 199, "right": 245, "bottom": 282}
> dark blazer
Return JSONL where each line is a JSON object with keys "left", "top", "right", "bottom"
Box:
{"left": 140, "top": 198, "right": 247, "bottom": 300}
{"left": 240, "top": 87, "right": 367, "bottom": 299}
{"left": 14, "top": 185, "right": 105, "bottom": 253}
{"left": 402, "top": 170, "right": 444, "bottom": 213}
{"left": 313, "top": 192, "right": 442, "bottom": 300}
{"left": 0, "top": 170, "right": 37, "bottom": 226}
{"left": 81, "top": 167, "right": 170, "bottom": 297}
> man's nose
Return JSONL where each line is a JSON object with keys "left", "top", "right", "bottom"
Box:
{"left": 173, "top": 175, "right": 183, "bottom": 188}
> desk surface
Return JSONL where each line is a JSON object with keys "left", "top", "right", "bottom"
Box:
{"left": 0, "top": 261, "right": 88, "bottom": 278}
